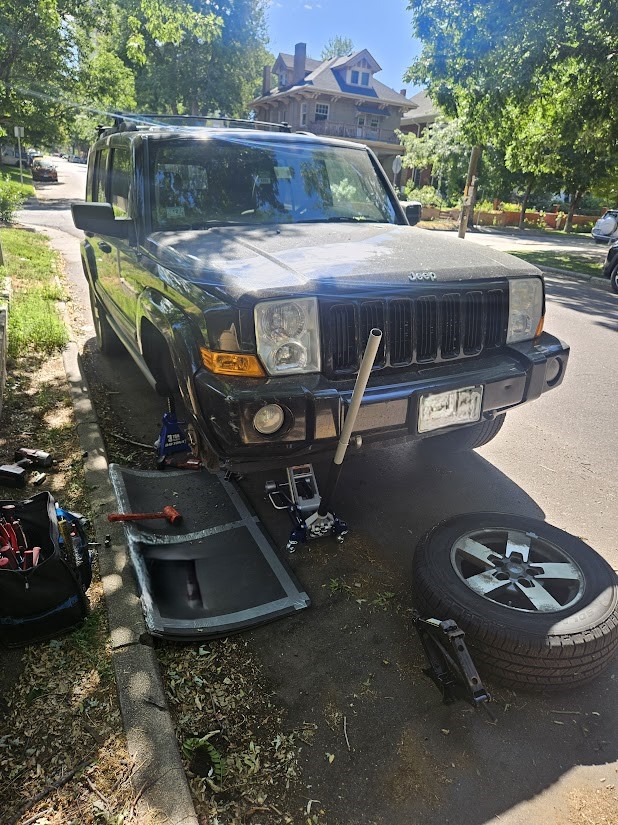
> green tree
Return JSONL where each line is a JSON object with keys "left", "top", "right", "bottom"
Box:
{"left": 398, "top": 117, "right": 469, "bottom": 202}
{"left": 119, "top": 0, "right": 269, "bottom": 116}
{"left": 320, "top": 36, "right": 354, "bottom": 60}
{"left": 0, "top": 0, "right": 101, "bottom": 145}
{"left": 405, "top": 0, "right": 618, "bottom": 228}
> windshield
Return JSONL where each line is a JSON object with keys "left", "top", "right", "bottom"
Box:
{"left": 149, "top": 137, "right": 398, "bottom": 230}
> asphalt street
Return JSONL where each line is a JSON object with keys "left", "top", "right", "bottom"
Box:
{"left": 16, "top": 158, "right": 618, "bottom": 825}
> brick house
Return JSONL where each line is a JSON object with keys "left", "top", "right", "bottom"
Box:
{"left": 252, "top": 43, "right": 413, "bottom": 180}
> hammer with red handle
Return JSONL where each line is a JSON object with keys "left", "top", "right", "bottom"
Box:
{"left": 107, "top": 506, "right": 182, "bottom": 525}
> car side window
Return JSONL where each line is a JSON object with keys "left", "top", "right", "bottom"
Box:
{"left": 109, "top": 148, "right": 132, "bottom": 217}
{"left": 94, "top": 148, "right": 109, "bottom": 203}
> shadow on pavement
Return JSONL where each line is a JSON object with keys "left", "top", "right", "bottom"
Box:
{"left": 25, "top": 196, "right": 80, "bottom": 211}
{"left": 545, "top": 277, "right": 618, "bottom": 333}
{"left": 81, "top": 340, "right": 617, "bottom": 825}
{"left": 242, "top": 446, "right": 616, "bottom": 825}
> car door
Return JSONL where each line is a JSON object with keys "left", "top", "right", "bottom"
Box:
{"left": 88, "top": 146, "right": 125, "bottom": 326}
{"left": 106, "top": 145, "right": 140, "bottom": 344}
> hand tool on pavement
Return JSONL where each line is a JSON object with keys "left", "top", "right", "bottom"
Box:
{"left": 107, "top": 505, "right": 182, "bottom": 525}
{"left": 14, "top": 447, "right": 53, "bottom": 467}
{"left": 0, "top": 458, "right": 32, "bottom": 488}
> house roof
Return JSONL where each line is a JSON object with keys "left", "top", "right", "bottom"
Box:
{"left": 401, "top": 89, "right": 439, "bottom": 124}
{"left": 256, "top": 49, "right": 410, "bottom": 108}
{"left": 276, "top": 53, "right": 323, "bottom": 73}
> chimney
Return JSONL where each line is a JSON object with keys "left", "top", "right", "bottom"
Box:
{"left": 262, "top": 65, "right": 271, "bottom": 96}
{"left": 293, "top": 42, "right": 307, "bottom": 85}
{"left": 400, "top": 88, "right": 407, "bottom": 97}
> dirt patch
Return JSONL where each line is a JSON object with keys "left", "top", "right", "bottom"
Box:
{"left": 568, "top": 784, "right": 618, "bottom": 824}
{"left": 0, "top": 352, "right": 141, "bottom": 825}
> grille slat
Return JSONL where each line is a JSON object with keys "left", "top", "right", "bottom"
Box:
{"left": 416, "top": 296, "right": 438, "bottom": 361}
{"left": 441, "top": 293, "right": 461, "bottom": 358}
{"left": 389, "top": 299, "right": 413, "bottom": 365}
{"left": 360, "top": 301, "right": 386, "bottom": 367}
{"left": 325, "top": 286, "right": 508, "bottom": 376}
{"left": 463, "top": 291, "right": 484, "bottom": 354}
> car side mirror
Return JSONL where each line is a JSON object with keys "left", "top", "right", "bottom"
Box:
{"left": 405, "top": 201, "right": 422, "bottom": 227}
{"left": 71, "top": 202, "right": 133, "bottom": 240}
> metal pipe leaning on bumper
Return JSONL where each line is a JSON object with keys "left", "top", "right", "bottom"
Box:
{"left": 318, "top": 328, "right": 383, "bottom": 517}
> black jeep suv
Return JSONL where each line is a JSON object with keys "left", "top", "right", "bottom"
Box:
{"left": 72, "top": 117, "right": 569, "bottom": 473}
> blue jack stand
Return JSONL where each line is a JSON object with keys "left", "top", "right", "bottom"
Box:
{"left": 156, "top": 397, "right": 191, "bottom": 470}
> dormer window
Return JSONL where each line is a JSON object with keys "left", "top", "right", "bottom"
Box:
{"left": 348, "top": 64, "right": 372, "bottom": 87}
{"left": 279, "top": 70, "right": 288, "bottom": 87}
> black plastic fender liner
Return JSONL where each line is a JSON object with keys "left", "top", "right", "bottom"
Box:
{"left": 108, "top": 465, "right": 310, "bottom": 640}
{"left": 412, "top": 513, "right": 618, "bottom": 690}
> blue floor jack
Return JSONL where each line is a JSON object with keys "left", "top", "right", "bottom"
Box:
{"left": 265, "top": 328, "right": 383, "bottom": 553}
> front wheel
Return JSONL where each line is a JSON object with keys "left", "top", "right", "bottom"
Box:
{"left": 412, "top": 513, "right": 618, "bottom": 690}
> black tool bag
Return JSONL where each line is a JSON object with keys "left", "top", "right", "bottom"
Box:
{"left": 0, "top": 492, "right": 89, "bottom": 647}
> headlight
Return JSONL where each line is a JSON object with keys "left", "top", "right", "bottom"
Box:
{"left": 255, "top": 298, "right": 321, "bottom": 375}
{"left": 507, "top": 278, "right": 544, "bottom": 344}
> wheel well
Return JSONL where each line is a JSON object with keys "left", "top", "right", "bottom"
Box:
{"left": 140, "top": 319, "right": 178, "bottom": 394}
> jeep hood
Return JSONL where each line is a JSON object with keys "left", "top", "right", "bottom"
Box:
{"left": 148, "top": 222, "right": 539, "bottom": 304}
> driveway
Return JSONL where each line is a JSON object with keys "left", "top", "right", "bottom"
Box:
{"left": 16, "top": 189, "right": 618, "bottom": 825}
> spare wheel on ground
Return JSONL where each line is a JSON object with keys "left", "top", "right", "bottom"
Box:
{"left": 412, "top": 513, "right": 618, "bottom": 690}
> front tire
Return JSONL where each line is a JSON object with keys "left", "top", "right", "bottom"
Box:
{"left": 412, "top": 513, "right": 618, "bottom": 690}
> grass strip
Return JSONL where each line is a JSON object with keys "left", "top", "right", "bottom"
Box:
{"left": 0, "top": 227, "right": 69, "bottom": 356}
{"left": 508, "top": 250, "right": 604, "bottom": 278}
{"left": 0, "top": 162, "right": 35, "bottom": 197}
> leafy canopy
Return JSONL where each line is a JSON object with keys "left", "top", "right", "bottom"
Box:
{"left": 321, "top": 35, "right": 355, "bottom": 60}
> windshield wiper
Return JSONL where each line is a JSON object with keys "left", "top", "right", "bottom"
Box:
{"left": 301, "top": 217, "right": 388, "bottom": 224}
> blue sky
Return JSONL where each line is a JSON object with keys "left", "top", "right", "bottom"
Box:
{"left": 266, "top": 0, "right": 423, "bottom": 97}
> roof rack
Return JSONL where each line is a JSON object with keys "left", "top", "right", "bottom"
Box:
{"left": 96, "top": 114, "right": 292, "bottom": 139}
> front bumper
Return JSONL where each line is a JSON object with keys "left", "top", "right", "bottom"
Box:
{"left": 192, "top": 332, "right": 569, "bottom": 471}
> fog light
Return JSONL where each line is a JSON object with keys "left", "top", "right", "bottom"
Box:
{"left": 253, "top": 404, "right": 285, "bottom": 435}
{"left": 545, "top": 357, "right": 561, "bottom": 385}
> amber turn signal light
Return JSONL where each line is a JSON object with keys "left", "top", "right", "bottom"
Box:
{"left": 535, "top": 315, "right": 545, "bottom": 337}
{"left": 200, "top": 347, "right": 265, "bottom": 377}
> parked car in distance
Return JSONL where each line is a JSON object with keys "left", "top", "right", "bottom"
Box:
{"left": 31, "top": 159, "right": 58, "bottom": 182}
{"left": 72, "top": 116, "right": 569, "bottom": 475}
{"left": 1, "top": 146, "right": 29, "bottom": 166}
{"left": 591, "top": 210, "right": 618, "bottom": 244}
{"left": 602, "top": 239, "right": 618, "bottom": 293}
{"left": 27, "top": 153, "right": 43, "bottom": 168}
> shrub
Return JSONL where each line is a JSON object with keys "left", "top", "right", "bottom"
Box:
{"left": 0, "top": 175, "right": 25, "bottom": 223}
{"left": 404, "top": 184, "right": 444, "bottom": 207}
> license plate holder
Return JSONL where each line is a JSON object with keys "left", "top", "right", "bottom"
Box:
{"left": 418, "top": 386, "right": 484, "bottom": 433}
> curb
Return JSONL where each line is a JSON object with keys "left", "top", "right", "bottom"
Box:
{"left": 536, "top": 265, "right": 612, "bottom": 292}
{"left": 62, "top": 342, "right": 199, "bottom": 825}
{"left": 0, "top": 279, "right": 10, "bottom": 421}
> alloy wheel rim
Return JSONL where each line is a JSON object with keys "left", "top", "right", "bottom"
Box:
{"left": 450, "top": 528, "right": 585, "bottom": 613}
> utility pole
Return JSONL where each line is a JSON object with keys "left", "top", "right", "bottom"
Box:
{"left": 14, "top": 125, "right": 25, "bottom": 185}
{"left": 457, "top": 145, "right": 482, "bottom": 239}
